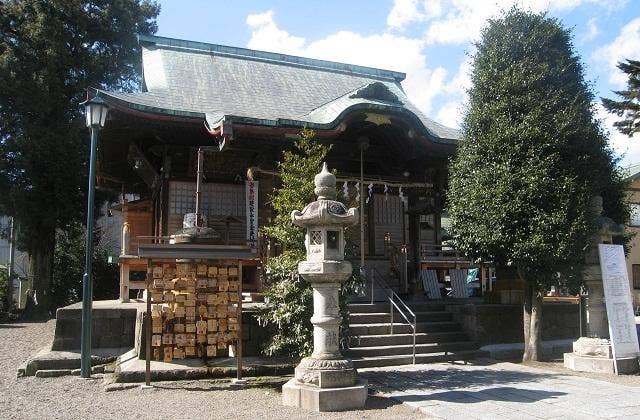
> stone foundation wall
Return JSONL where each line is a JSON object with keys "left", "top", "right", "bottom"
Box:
{"left": 446, "top": 302, "right": 579, "bottom": 346}
{"left": 52, "top": 303, "right": 138, "bottom": 350}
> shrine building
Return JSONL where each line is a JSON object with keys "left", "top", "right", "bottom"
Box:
{"left": 94, "top": 34, "right": 471, "bottom": 301}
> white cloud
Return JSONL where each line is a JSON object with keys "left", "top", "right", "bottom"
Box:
{"left": 246, "top": 10, "right": 305, "bottom": 54}
{"left": 387, "top": 0, "right": 443, "bottom": 30}
{"left": 421, "top": 0, "right": 627, "bottom": 45}
{"left": 246, "top": 10, "right": 451, "bottom": 116}
{"left": 582, "top": 17, "right": 600, "bottom": 43}
{"left": 595, "top": 103, "right": 640, "bottom": 167}
{"left": 593, "top": 17, "right": 640, "bottom": 87}
{"left": 434, "top": 57, "right": 473, "bottom": 128}
{"left": 387, "top": 0, "right": 423, "bottom": 30}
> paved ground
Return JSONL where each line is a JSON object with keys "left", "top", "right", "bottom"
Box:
{"left": 0, "top": 320, "right": 418, "bottom": 419}
{"left": 360, "top": 360, "right": 640, "bottom": 419}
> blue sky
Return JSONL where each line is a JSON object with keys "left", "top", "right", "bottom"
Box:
{"left": 156, "top": 0, "right": 640, "bottom": 166}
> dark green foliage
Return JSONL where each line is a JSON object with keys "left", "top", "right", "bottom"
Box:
{"left": 262, "top": 128, "right": 331, "bottom": 252}
{"left": 257, "top": 129, "right": 331, "bottom": 357}
{"left": 448, "top": 8, "right": 628, "bottom": 290}
{"left": 257, "top": 251, "right": 313, "bottom": 356}
{"left": 0, "top": 0, "right": 159, "bottom": 312}
{"left": 602, "top": 59, "right": 640, "bottom": 137}
{"left": 50, "top": 222, "right": 118, "bottom": 310}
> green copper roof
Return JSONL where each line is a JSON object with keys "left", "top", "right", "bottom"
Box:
{"left": 98, "top": 34, "right": 460, "bottom": 143}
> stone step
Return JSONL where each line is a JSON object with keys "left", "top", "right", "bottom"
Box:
{"left": 349, "top": 332, "right": 468, "bottom": 347}
{"left": 346, "top": 341, "right": 478, "bottom": 357}
{"left": 349, "top": 321, "right": 462, "bottom": 336}
{"left": 350, "top": 311, "right": 453, "bottom": 324}
{"left": 350, "top": 349, "right": 488, "bottom": 369}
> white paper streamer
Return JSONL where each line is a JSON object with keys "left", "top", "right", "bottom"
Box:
{"left": 384, "top": 184, "right": 389, "bottom": 201}
{"left": 366, "top": 183, "right": 373, "bottom": 204}
{"left": 355, "top": 182, "right": 360, "bottom": 203}
{"left": 342, "top": 181, "right": 349, "bottom": 199}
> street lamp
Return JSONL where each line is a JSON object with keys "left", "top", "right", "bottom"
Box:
{"left": 80, "top": 95, "right": 109, "bottom": 378}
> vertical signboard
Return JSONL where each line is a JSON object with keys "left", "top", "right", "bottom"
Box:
{"left": 598, "top": 244, "right": 640, "bottom": 362}
{"left": 246, "top": 181, "right": 258, "bottom": 245}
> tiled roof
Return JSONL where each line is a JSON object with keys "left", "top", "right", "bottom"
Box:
{"left": 623, "top": 162, "right": 640, "bottom": 181}
{"left": 98, "top": 35, "right": 460, "bottom": 144}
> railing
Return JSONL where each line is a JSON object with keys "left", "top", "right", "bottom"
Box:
{"left": 419, "top": 243, "right": 475, "bottom": 268}
{"left": 367, "top": 267, "right": 417, "bottom": 364}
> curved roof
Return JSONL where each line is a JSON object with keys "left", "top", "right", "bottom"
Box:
{"left": 98, "top": 34, "right": 460, "bottom": 144}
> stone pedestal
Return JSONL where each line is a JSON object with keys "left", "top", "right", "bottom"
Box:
{"left": 282, "top": 378, "right": 368, "bottom": 412}
{"left": 564, "top": 337, "right": 639, "bottom": 374}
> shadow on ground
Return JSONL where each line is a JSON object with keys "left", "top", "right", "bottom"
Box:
{"left": 395, "top": 386, "right": 565, "bottom": 404}
{"left": 361, "top": 361, "right": 560, "bottom": 391}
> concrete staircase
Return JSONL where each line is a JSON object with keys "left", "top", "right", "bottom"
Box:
{"left": 346, "top": 301, "right": 486, "bottom": 368}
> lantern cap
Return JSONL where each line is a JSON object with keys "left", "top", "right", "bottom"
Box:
{"left": 292, "top": 163, "right": 358, "bottom": 227}
{"left": 314, "top": 162, "right": 336, "bottom": 200}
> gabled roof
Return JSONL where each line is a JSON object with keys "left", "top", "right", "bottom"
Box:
{"left": 98, "top": 34, "right": 460, "bottom": 144}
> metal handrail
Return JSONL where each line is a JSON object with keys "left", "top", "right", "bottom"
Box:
{"left": 368, "top": 267, "right": 417, "bottom": 364}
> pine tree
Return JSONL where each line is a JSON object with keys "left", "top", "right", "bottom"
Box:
{"left": 447, "top": 7, "right": 628, "bottom": 361}
{"left": 602, "top": 59, "right": 640, "bottom": 136}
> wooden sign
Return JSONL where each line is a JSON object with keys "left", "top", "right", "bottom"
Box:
{"left": 599, "top": 244, "right": 640, "bottom": 361}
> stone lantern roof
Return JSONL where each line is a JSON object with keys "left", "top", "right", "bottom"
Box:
{"left": 291, "top": 163, "right": 358, "bottom": 227}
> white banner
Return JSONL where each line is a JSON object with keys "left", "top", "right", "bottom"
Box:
{"left": 599, "top": 244, "right": 640, "bottom": 360}
{"left": 246, "top": 180, "right": 258, "bottom": 243}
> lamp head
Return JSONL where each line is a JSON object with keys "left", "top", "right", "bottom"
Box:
{"left": 82, "top": 95, "right": 109, "bottom": 128}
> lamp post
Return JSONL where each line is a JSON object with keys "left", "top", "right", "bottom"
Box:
{"left": 80, "top": 95, "right": 109, "bottom": 378}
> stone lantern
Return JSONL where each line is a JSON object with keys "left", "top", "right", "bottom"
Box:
{"left": 282, "top": 163, "right": 368, "bottom": 412}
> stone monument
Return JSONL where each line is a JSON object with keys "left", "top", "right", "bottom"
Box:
{"left": 282, "top": 163, "right": 368, "bottom": 412}
{"left": 564, "top": 196, "right": 637, "bottom": 373}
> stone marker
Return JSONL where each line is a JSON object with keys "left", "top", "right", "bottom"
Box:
{"left": 564, "top": 196, "right": 639, "bottom": 374}
{"left": 282, "top": 163, "right": 368, "bottom": 412}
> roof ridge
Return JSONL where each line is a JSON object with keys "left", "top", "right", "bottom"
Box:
{"left": 137, "top": 34, "right": 406, "bottom": 83}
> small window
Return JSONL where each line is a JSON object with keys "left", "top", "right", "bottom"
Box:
{"left": 327, "top": 231, "right": 339, "bottom": 250}
{"left": 631, "top": 204, "right": 640, "bottom": 227}
{"left": 633, "top": 264, "right": 640, "bottom": 289}
{"left": 310, "top": 231, "right": 322, "bottom": 245}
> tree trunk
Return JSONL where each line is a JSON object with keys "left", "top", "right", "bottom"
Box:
{"left": 27, "top": 230, "right": 55, "bottom": 318}
{"left": 523, "top": 286, "right": 543, "bottom": 362}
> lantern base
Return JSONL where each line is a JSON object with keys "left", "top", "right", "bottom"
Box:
{"left": 282, "top": 378, "right": 368, "bottom": 412}
{"left": 294, "top": 356, "right": 357, "bottom": 388}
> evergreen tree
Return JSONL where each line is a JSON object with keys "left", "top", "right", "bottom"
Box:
{"left": 257, "top": 129, "right": 331, "bottom": 356}
{"left": 602, "top": 59, "right": 640, "bottom": 137}
{"left": 0, "top": 0, "right": 160, "bottom": 314}
{"left": 447, "top": 8, "right": 628, "bottom": 361}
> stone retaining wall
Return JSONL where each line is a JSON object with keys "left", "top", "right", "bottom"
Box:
{"left": 446, "top": 302, "right": 580, "bottom": 346}
{"left": 52, "top": 302, "right": 138, "bottom": 350}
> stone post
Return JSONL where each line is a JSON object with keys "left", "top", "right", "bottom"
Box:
{"left": 282, "top": 163, "right": 368, "bottom": 412}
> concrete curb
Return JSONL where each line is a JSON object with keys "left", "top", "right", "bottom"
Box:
{"left": 480, "top": 339, "right": 574, "bottom": 360}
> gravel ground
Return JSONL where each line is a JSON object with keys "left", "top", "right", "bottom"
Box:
{"left": 0, "top": 320, "right": 421, "bottom": 419}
